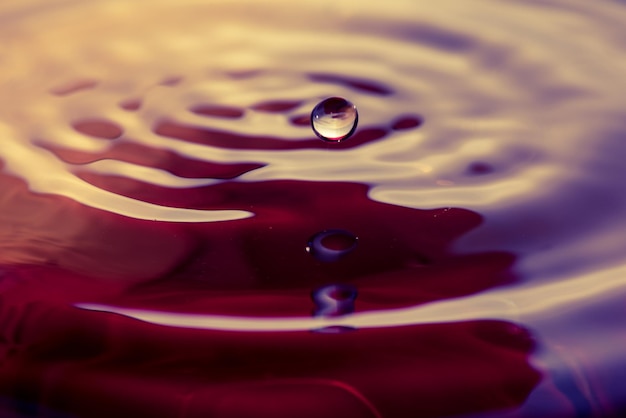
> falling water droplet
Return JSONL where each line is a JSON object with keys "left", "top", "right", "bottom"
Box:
{"left": 310, "top": 97, "right": 358, "bottom": 142}
{"left": 312, "top": 283, "right": 358, "bottom": 317}
{"left": 306, "top": 229, "right": 358, "bottom": 263}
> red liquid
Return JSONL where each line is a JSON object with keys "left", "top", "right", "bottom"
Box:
{"left": 0, "top": 145, "right": 540, "bottom": 417}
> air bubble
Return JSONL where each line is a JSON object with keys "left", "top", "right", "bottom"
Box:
{"left": 306, "top": 229, "right": 358, "bottom": 263}
{"left": 310, "top": 97, "right": 358, "bottom": 142}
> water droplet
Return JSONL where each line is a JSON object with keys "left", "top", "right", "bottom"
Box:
{"left": 306, "top": 229, "right": 358, "bottom": 263}
{"left": 310, "top": 97, "right": 358, "bottom": 142}
{"left": 312, "top": 284, "right": 358, "bottom": 317}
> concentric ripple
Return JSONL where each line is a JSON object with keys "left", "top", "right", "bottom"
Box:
{"left": 0, "top": 0, "right": 625, "bottom": 311}
{"left": 1, "top": 0, "right": 625, "bottom": 278}
{"left": 2, "top": 0, "right": 626, "bottom": 417}
{"left": 0, "top": 0, "right": 625, "bottom": 288}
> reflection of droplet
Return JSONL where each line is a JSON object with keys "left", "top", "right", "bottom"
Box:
{"left": 312, "top": 284, "right": 358, "bottom": 317}
{"left": 306, "top": 229, "right": 358, "bottom": 263}
{"left": 311, "top": 97, "right": 358, "bottom": 142}
{"left": 472, "top": 321, "right": 533, "bottom": 352}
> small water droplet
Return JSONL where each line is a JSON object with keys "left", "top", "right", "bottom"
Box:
{"left": 312, "top": 284, "right": 358, "bottom": 317}
{"left": 311, "top": 97, "right": 358, "bottom": 142}
{"left": 306, "top": 229, "right": 358, "bottom": 263}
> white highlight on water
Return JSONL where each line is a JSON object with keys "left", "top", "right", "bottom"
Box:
{"left": 76, "top": 260, "right": 626, "bottom": 332}
{"left": 2, "top": 0, "right": 625, "bottom": 223}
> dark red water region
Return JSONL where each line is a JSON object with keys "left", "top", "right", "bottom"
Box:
{"left": 0, "top": 169, "right": 539, "bottom": 417}
{"left": 0, "top": 171, "right": 192, "bottom": 283}
{"left": 0, "top": 286, "right": 540, "bottom": 418}
{"left": 153, "top": 118, "right": 388, "bottom": 150}
{"left": 69, "top": 176, "right": 515, "bottom": 312}
{"left": 39, "top": 141, "right": 264, "bottom": 179}
{"left": 100, "top": 249, "right": 513, "bottom": 317}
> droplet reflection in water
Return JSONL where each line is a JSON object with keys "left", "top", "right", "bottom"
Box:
{"left": 312, "top": 283, "right": 358, "bottom": 333}
{"left": 310, "top": 97, "right": 358, "bottom": 142}
{"left": 306, "top": 229, "right": 358, "bottom": 263}
{"left": 312, "top": 283, "right": 357, "bottom": 316}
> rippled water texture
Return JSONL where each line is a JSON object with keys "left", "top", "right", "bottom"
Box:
{"left": 1, "top": 0, "right": 626, "bottom": 416}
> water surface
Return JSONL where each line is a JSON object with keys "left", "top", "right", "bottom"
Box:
{"left": 1, "top": 0, "right": 626, "bottom": 416}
